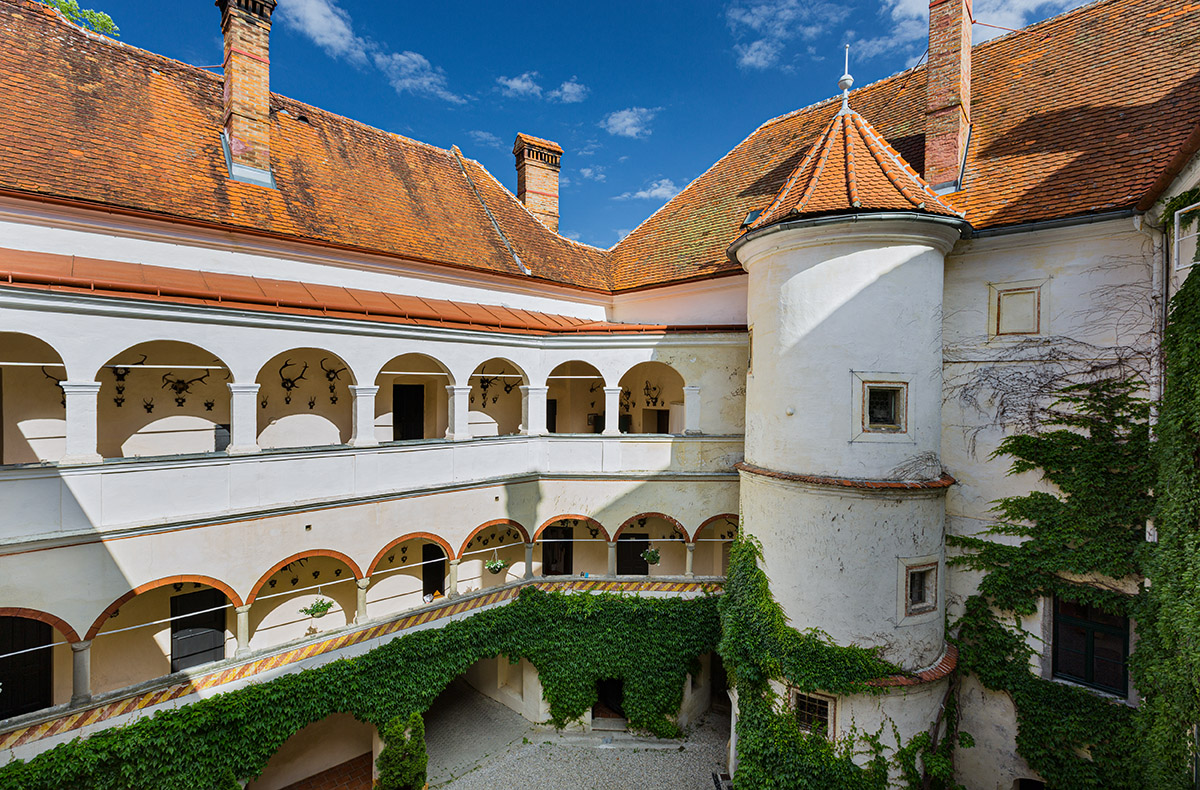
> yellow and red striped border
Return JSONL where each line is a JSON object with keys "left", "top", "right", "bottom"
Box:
{"left": 0, "top": 578, "right": 720, "bottom": 752}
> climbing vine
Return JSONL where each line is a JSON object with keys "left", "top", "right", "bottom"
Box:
{"left": 718, "top": 535, "right": 903, "bottom": 789}
{"left": 0, "top": 588, "right": 719, "bottom": 790}
{"left": 949, "top": 378, "right": 1154, "bottom": 788}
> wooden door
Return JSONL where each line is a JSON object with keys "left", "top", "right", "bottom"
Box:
{"left": 170, "top": 589, "right": 226, "bottom": 673}
{"left": 541, "top": 525, "right": 573, "bottom": 576}
{"left": 422, "top": 543, "right": 446, "bottom": 596}
{"left": 617, "top": 534, "right": 650, "bottom": 575}
{"left": 393, "top": 384, "right": 425, "bottom": 441}
{"left": 0, "top": 617, "right": 52, "bottom": 719}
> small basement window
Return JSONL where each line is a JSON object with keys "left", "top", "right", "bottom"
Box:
{"left": 864, "top": 383, "right": 906, "bottom": 433}
{"left": 792, "top": 691, "right": 834, "bottom": 738}
{"left": 906, "top": 563, "right": 937, "bottom": 616}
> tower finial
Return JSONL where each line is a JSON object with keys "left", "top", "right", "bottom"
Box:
{"left": 838, "top": 44, "right": 854, "bottom": 113}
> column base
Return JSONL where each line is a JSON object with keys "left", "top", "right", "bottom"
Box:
{"left": 59, "top": 454, "right": 102, "bottom": 466}
{"left": 234, "top": 648, "right": 252, "bottom": 660}
{"left": 69, "top": 693, "right": 92, "bottom": 707}
{"left": 349, "top": 438, "right": 380, "bottom": 448}
{"left": 225, "top": 445, "right": 261, "bottom": 456}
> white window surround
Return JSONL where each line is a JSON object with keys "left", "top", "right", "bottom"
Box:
{"left": 850, "top": 371, "right": 915, "bottom": 445}
{"left": 987, "top": 277, "right": 1050, "bottom": 339}
{"left": 790, "top": 689, "right": 836, "bottom": 739}
{"left": 897, "top": 555, "right": 941, "bottom": 624}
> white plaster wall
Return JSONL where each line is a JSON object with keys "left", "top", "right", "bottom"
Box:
{"left": 611, "top": 276, "right": 749, "bottom": 326}
{"left": 246, "top": 713, "right": 375, "bottom": 790}
{"left": 249, "top": 556, "right": 358, "bottom": 651}
{"left": 741, "top": 473, "right": 946, "bottom": 670}
{"left": 839, "top": 680, "right": 949, "bottom": 784}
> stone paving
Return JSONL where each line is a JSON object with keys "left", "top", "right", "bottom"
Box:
{"left": 426, "top": 679, "right": 731, "bottom": 790}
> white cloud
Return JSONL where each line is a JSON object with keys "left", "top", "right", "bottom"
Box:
{"left": 277, "top": 0, "right": 368, "bottom": 63}
{"left": 559, "top": 174, "right": 572, "bottom": 189}
{"left": 601, "top": 107, "right": 660, "bottom": 139}
{"left": 549, "top": 77, "right": 589, "bottom": 103}
{"left": 577, "top": 140, "right": 601, "bottom": 156}
{"left": 496, "top": 71, "right": 543, "bottom": 99}
{"left": 562, "top": 229, "right": 581, "bottom": 241}
{"left": 615, "top": 178, "right": 681, "bottom": 201}
{"left": 725, "top": 0, "right": 846, "bottom": 69}
{"left": 580, "top": 166, "right": 606, "bottom": 182}
{"left": 467, "top": 130, "right": 504, "bottom": 149}
{"left": 277, "top": 0, "right": 464, "bottom": 103}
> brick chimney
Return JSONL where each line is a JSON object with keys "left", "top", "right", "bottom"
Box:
{"left": 926, "top": 0, "right": 972, "bottom": 192}
{"left": 217, "top": 0, "right": 276, "bottom": 188}
{"left": 513, "top": 133, "right": 562, "bottom": 233}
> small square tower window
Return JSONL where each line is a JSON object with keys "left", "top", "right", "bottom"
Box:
{"left": 996, "top": 287, "right": 1041, "bottom": 335}
{"left": 905, "top": 563, "right": 937, "bottom": 616}
{"left": 792, "top": 691, "right": 834, "bottom": 737}
{"left": 863, "top": 383, "right": 906, "bottom": 433}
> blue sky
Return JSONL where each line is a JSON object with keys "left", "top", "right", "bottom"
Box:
{"left": 88, "top": 0, "right": 1087, "bottom": 248}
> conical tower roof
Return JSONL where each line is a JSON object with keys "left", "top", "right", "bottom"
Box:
{"left": 748, "top": 101, "right": 963, "bottom": 231}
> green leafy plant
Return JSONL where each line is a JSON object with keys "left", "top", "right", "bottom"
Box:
{"left": 298, "top": 598, "right": 335, "bottom": 618}
{"left": 38, "top": 0, "right": 118, "bottom": 36}
{"left": 484, "top": 558, "right": 509, "bottom": 574}
{"left": 376, "top": 712, "right": 427, "bottom": 790}
{"left": 640, "top": 547, "right": 660, "bottom": 565}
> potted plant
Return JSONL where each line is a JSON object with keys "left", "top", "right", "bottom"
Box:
{"left": 298, "top": 598, "right": 335, "bottom": 618}
{"left": 485, "top": 557, "right": 509, "bottom": 575}
{"left": 641, "top": 547, "right": 661, "bottom": 566}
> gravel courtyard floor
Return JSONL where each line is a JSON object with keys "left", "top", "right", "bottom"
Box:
{"left": 425, "top": 679, "right": 731, "bottom": 790}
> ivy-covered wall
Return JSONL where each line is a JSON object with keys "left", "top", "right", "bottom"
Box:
{"left": 0, "top": 588, "right": 720, "bottom": 790}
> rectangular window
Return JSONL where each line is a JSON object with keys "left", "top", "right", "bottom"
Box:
{"left": 792, "top": 691, "right": 834, "bottom": 737}
{"left": 863, "top": 383, "right": 906, "bottom": 433}
{"left": 906, "top": 564, "right": 937, "bottom": 615}
{"left": 996, "top": 287, "right": 1041, "bottom": 335}
{"left": 1052, "top": 597, "right": 1129, "bottom": 695}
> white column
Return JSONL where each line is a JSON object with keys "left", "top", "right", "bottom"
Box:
{"left": 348, "top": 385, "right": 380, "bottom": 447}
{"left": 683, "top": 385, "right": 702, "bottom": 435}
{"left": 69, "top": 640, "right": 92, "bottom": 705}
{"left": 446, "top": 385, "right": 472, "bottom": 440}
{"left": 355, "top": 577, "right": 370, "bottom": 624}
{"left": 226, "top": 383, "right": 260, "bottom": 455}
{"left": 448, "top": 559, "right": 460, "bottom": 598}
{"left": 520, "top": 386, "right": 549, "bottom": 435}
{"left": 234, "top": 605, "right": 252, "bottom": 658}
{"left": 524, "top": 543, "right": 535, "bottom": 579}
{"left": 685, "top": 542, "right": 696, "bottom": 578}
{"left": 60, "top": 381, "right": 102, "bottom": 464}
{"left": 607, "top": 542, "right": 617, "bottom": 575}
{"left": 602, "top": 387, "right": 622, "bottom": 436}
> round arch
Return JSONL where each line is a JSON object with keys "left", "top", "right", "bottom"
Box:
{"left": 613, "top": 512, "right": 688, "bottom": 541}
{"left": 458, "top": 519, "right": 531, "bottom": 559}
{"left": 545, "top": 360, "right": 606, "bottom": 434}
{"left": 374, "top": 353, "right": 454, "bottom": 442}
{"left": 369, "top": 532, "right": 456, "bottom": 572}
{"left": 86, "top": 575, "right": 242, "bottom": 640}
{"left": 256, "top": 348, "right": 356, "bottom": 448}
{"left": 0, "top": 332, "right": 68, "bottom": 465}
{"left": 0, "top": 606, "right": 80, "bottom": 644}
{"left": 694, "top": 513, "right": 739, "bottom": 541}
{"left": 616, "top": 361, "right": 686, "bottom": 435}
{"left": 247, "top": 550, "right": 364, "bottom": 605}
{"left": 467, "top": 357, "right": 528, "bottom": 437}
{"left": 534, "top": 514, "right": 610, "bottom": 543}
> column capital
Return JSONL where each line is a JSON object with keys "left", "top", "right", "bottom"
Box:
{"left": 603, "top": 386, "right": 624, "bottom": 395}
{"left": 449, "top": 558, "right": 460, "bottom": 567}
{"left": 69, "top": 640, "right": 92, "bottom": 652}
{"left": 235, "top": 604, "right": 253, "bottom": 614}
{"left": 520, "top": 385, "right": 549, "bottom": 395}
{"left": 686, "top": 542, "right": 696, "bottom": 551}
{"left": 227, "top": 382, "right": 260, "bottom": 394}
{"left": 682, "top": 385, "right": 702, "bottom": 394}
{"left": 446, "top": 385, "right": 473, "bottom": 394}
{"left": 348, "top": 385, "right": 380, "bottom": 397}
{"left": 356, "top": 577, "right": 371, "bottom": 589}
{"left": 60, "top": 381, "right": 101, "bottom": 394}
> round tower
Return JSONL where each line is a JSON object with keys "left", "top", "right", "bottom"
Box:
{"left": 729, "top": 81, "right": 967, "bottom": 674}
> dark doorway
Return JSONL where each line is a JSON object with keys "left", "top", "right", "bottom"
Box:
{"left": 710, "top": 653, "right": 730, "bottom": 714}
{"left": 643, "top": 408, "right": 670, "bottom": 433}
{"left": 591, "top": 413, "right": 604, "bottom": 434}
{"left": 594, "top": 678, "right": 625, "bottom": 718}
{"left": 170, "top": 589, "right": 227, "bottom": 673}
{"left": 393, "top": 384, "right": 425, "bottom": 441}
{"left": 541, "top": 525, "right": 573, "bottom": 576}
{"left": 618, "top": 413, "right": 632, "bottom": 434}
{"left": 546, "top": 399, "right": 557, "bottom": 433}
{"left": 0, "top": 617, "right": 52, "bottom": 719}
{"left": 422, "top": 544, "right": 447, "bottom": 597}
{"left": 617, "top": 534, "right": 650, "bottom": 575}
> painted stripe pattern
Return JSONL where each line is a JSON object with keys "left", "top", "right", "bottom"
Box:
{"left": 0, "top": 578, "right": 720, "bottom": 751}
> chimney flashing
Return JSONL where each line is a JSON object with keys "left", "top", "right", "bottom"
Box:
{"left": 220, "top": 130, "right": 276, "bottom": 188}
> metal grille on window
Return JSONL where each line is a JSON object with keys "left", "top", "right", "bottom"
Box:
{"left": 793, "top": 692, "right": 831, "bottom": 736}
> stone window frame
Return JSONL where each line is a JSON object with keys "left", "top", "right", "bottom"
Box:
{"left": 850, "top": 371, "right": 914, "bottom": 445}
{"left": 897, "top": 555, "right": 941, "bottom": 624}
{"left": 789, "top": 689, "right": 836, "bottom": 739}
{"left": 987, "top": 278, "right": 1049, "bottom": 339}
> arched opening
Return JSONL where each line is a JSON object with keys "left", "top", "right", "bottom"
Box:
{"left": 256, "top": 349, "right": 355, "bottom": 448}
{"left": 458, "top": 521, "right": 529, "bottom": 590}
{"left": 467, "top": 358, "right": 526, "bottom": 437}
{"left": 87, "top": 579, "right": 237, "bottom": 695}
{"left": 94, "top": 341, "right": 232, "bottom": 458}
{"left": 367, "top": 534, "right": 454, "bottom": 617}
{"left": 534, "top": 516, "right": 608, "bottom": 577}
{"left": 694, "top": 514, "right": 738, "bottom": 576}
{"left": 247, "top": 713, "right": 377, "bottom": 790}
{"left": 374, "top": 353, "right": 452, "bottom": 442}
{"left": 545, "top": 360, "right": 605, "bottom": 434}
{"left": 0, "top": 610, "right": 76, "bottom": 719}
{"left": 0, "top": 333, "right": 66, "bottom": 465}
{"left": 617, "top": 361, "right": 686, "bottom": 434}
{"left": 247, "top": 553, "right": 361, "bottom": 651}
{"left": 613, "top": 514, "right": 688, "bottom": 576}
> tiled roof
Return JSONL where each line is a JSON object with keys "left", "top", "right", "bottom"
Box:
{"left": 0, "top": 0, "right": 1197, "bottom": 294}
{"left": 0, "top": 248, "right": 742, "bottom": 335}
{"left": 610, "top": 0, "right": 1200, "bottom": 289}
{"left": 748, "top": 104, "right": 962, "bottom": 229}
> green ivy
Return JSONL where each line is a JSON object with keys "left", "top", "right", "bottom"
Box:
{"left": 949, "top": 379, "right": 1155, "bottom": 789}
{"left": 717, "top": 535, "right": 901, "bottom": 789}
{"left": 0, "top": 587, "right": 719, "bottom": 790}
{"left": 376, "top": 712, "right": 427, "bottom": 790}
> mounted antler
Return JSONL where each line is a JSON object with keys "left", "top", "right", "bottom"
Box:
{"left": 162, "top": 369, "right": 210, "bottom": 407}
{"left": 42, "top": 366, "right": 65, "bottom": 407}
{"left": 278, "top": 359, "right": 308, "bottom": 404}
{"left": 320, "top": 358, "right": 346, "bottom": 382}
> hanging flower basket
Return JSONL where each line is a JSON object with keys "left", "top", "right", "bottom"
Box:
{"left": 485, "top": 558, "right": 509, "bottom": 575}
{"left": 299, "top": 598, "right": 335, "bottom": 618}
{"left": 641, "top": 547, "right": 661, "bottom": 566}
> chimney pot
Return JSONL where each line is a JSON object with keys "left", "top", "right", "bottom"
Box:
{"left": 926, "top": 0, "right": 972, "bottom": 192}
{"left": 217, "top": 0, "right": 276, "bottom": 187}
{"left": 513, "top": 133, "right": 562, "bottom": 233}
